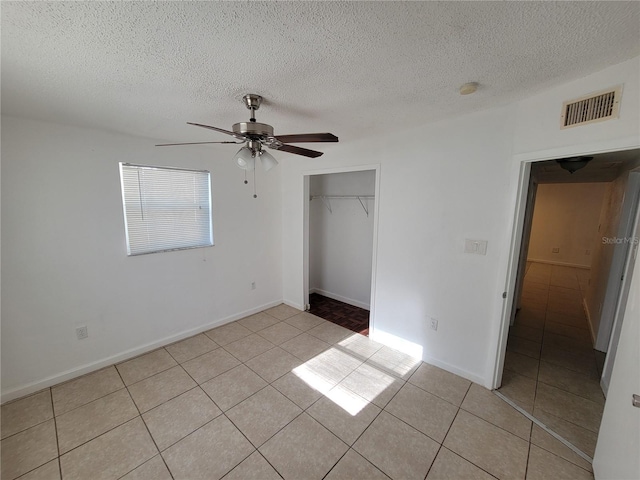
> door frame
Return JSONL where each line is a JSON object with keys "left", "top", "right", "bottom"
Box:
{"left": 509, "top": 174, "right": 539, "bottom": 327}
{"left": 491, "top": 140, "right": 640, "bottom": 390}
{"left": 302, "top": 164, "right": 381, "bottom": 334}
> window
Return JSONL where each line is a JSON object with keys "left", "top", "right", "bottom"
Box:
{"left": 119, "top": 163, "right": 213, "bottom": 255}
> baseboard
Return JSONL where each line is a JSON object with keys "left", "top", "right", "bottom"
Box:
{"left": 282, "top": 299, "right": 305, "bottom": 311}
{"left": 421, "top": 355, "right": 487, "bottom": 387}
{"left": 1, "top": 299, "right": 283, "bottom": 404}
{"left": 528, "top": 259, "right": 591, "bottom": 269}
{"left": 309, "top": 288, "right": 370, "bottom": 310}
{"left": 367, "top": 328, "right": 486, "bottom": 386}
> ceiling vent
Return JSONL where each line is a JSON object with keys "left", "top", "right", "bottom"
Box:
{"left": 561, "top": 86, "right": 622, "bottom": 129}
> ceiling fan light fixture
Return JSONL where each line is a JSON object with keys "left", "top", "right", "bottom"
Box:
{"left": 234, "top": 146, "right": 255, "bottom": 171}
{"left": 556, "top": 156, "right": 593, "bottom": 174}
{"left": 260, "top": 150, "right": 278, "bottom": 171}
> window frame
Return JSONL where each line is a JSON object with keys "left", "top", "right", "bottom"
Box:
{"left": 119, "top": 162, "right": 214, "bottom": 256}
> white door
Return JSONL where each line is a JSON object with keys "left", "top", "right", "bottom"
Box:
{"left": 592, "top": 214, "right": 640, "bottom": 478}
{"left": 596, "top": 172, "right": 640, "bottom": 355}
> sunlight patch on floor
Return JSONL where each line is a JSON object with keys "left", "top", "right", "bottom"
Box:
{"left": 292, "top": 332, "right": 420, "bottom": 416}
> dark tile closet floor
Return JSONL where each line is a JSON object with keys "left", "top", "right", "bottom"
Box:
{"left": 309, "top": 293, "right": 370, "bottom": 336}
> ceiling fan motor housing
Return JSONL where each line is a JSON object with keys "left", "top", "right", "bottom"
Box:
{"left": 232, "top": 122, "right": 274, "bottom": 139}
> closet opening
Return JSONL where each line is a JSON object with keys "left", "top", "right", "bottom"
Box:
{"left": 303, "top": 168, "right": 378, "bottom": 336}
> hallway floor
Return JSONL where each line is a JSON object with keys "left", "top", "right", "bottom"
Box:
{"left": 500, "top": 262, "right": 606, "bottom": 459}
{"left": 2, "top": 304, "right": 594, "bottom": 479}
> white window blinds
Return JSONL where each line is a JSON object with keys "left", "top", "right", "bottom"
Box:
{"left": 119, "top": 163, "right": 213, "bottom": 256}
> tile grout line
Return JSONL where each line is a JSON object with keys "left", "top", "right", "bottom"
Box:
{"left": 524, "top": 439, "right": 532, "bottom": 480}
{"left": 136, "top": 437, "right": 174, "bottom": 479}
{"left": 218, "top": 357, "right": 308, "bottom": 451}
{"left": 168, "top": 411, "right": 256, "bottom": 478}
{"left": 49, "top": 371, "right": 146, "bottom": 477}
{"left": 522, "top": 402, "right": 601, "bottom": 439}
{"left": 530, "top": 265, "right": 603, "bottom": 437}
{"left": 222, "top": 449, "right": 285, "bottom": 480}
{"left": 52, "top": 388, "right": 62, "bottom": 480}
{"left": 424, "top": 406, "right": 460, "bottom": 479}
{"left": 118, "top": 349, "right": 178, "bottom": 388}
{"left": 222, "top": 342, "right": 278, "bottom": 365}
{"left": 312, "top": 349, "right": 416, "bottom": 479}
{"left": 0, "top": 416, "right": 54, "bottom": 443}
{"left": 493, "top": 390, "right": 593, "bottom": 463}
{"left": 321, "top": 385, "right": 398, "bottom": 480}
{"left": 221, "top": 399, "right": 302, "bottom": 475}
{"left": 114, "top": 362, "right": 176, "bottom": 480}
{"left": 256, "top": 450, "right": 286, "bottom": 480}
{"left": 426, "top": 382, "right": 500, "bottom": 480}
{"left": 535, "top": 377, "right": 605, "bottom": 407}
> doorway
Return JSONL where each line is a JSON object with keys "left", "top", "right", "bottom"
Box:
{"left": 497, "top": 149, "right": 640, "bottom": 459}
{"left": 303, "top": 167, "right": 379, "bottom": 336}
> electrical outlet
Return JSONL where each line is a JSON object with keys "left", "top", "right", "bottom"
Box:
{"left": 251, "top": 281, "right": 256, "bottom": 290}
{"left": 76, "top": 326, "right": 88, "bottom": 340}
{"left": 430, "top": 318, "right": 438, "bottom": 331}
{"left": 552, "top": 247, "right": 560, "bottom": 253}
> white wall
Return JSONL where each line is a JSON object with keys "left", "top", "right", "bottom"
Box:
{"left": 283, "top": 107, "right": 516, "bottom": 384}
{"left": 527, "top": 183, "right": 607, "bottom": 268}
{"left": 283, "top": 56, "right": 640, "bottom": 389}
{"left": 1, "top": 116, "right": 283, "bottom": 401}
{"left": 309, "top": 171, "right": 375, "bottom": 309}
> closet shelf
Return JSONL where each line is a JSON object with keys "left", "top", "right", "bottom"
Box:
{"left": 310, "top": 195, "right": 374, "bottom": 216}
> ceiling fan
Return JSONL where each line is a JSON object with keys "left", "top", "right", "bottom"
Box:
{"left": 157, "top": 94, "right": 339, "bottom": 172}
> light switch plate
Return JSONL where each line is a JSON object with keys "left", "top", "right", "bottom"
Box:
{"left": 464, "top": 239, "right": 488, "bottom": 255}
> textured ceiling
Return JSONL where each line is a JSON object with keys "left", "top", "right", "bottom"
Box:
{"left": 2, "top": 1, "right": 639, "bottom": 144}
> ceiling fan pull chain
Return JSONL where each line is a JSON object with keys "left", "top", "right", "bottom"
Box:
{"left": 244, "top": 169, "right": 248, "bottom": 185}
{"left": 253, "top": 168, "right": 258, "bottom": 198}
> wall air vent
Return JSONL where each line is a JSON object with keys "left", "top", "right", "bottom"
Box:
{"left": 561, "top": 86, "right": 622, "bottom": 129}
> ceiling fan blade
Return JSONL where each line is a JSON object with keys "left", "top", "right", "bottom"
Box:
{"left": 156, "top": 141, "right": 243, "bottom": 146}
{"left": 274, "top": 133, "right": 338, "bottom": 143}
{"left": 275, "top": 144, "right": 324, "bottom": 158}
{"left": 187, "top": 122, "right": 247, "bottom": 140}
